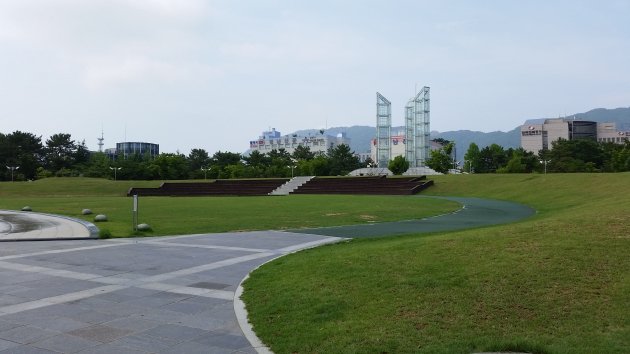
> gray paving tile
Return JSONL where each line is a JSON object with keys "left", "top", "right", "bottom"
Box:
{"left": 131, "top": 308, "right": 189, "bottom": 323}
{"left": 90, "top": 302, "right": 147, "bottom": 316}
{"left": 121, "top": 294, "right": 187, "bottom": 309}
{"left": 74, "top": 342, "right": 152, "bottom": 354}
{"left": 110, "top": 333, "right": 178, "bottom": 353}
{"left": 0, "top": 284, "right": 31, "bottom": 294}
{"left": 30, "top": 317, "right": 90, "bottom": 332}
{"left": 194, "top": 332, "right": 251, "bottom": 350}
{"left": 0, "top": 319, "right": 23, "bottom": 333}
{"left": 107, "top": 287, "right": 159, "bottom": 298}
{"left": 0, "top": 325, "right": 59, "bottom": 344}
{"left": 67, "top": 324, "right": 131, "bottom": 343}
{"left": 172, "top": 314, "right": 235, "bottom": 332}
{"left": 0, "top": 345, "right": 58, "bottom": 354}
{"left": 31, "top": 333, "right": 101, "bottom": 353}
{"left": 180, "top": 295, "right": 230, "bottom": 305}
{"left": 88, "top": 292, "right": 137, "bottom": 303}
{"left": 28, "top": 303, "right": 87, "bottom": 318}
{"left": 139, "top": 323, "right": 208, "bottom": 342}
{"left": 0, "top": 338, "right": 20, "bottom": 351}
{"left": 0, "top": 294, "right": 29, "bottom": 306}
{"left": 65, "top": 310, "right": 120, "bottom": 325}
{"left": 159, "top": 300, "right": 212, "bottom": 315}
{"left": 158, "top": 341, "right": 234, "bottom": 354}
{"left": 101, "top": 317, "right": 160, "bottom": 332}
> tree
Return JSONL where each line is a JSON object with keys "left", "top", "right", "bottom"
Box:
{"left": 388, "top": 156, "right": 409, "bottom": 175}
{"left": 426, "top": 142, "right": 454, "bottom": 174}
{"left": 149, "top": 153, "right": 189, "bottom": 180}
{"left": 74, "top": 140, "right": 91, "bottom": 167}
{"left": 463, "top": 142, "right": 481, "bottom": 173}
{"left": 309, "top": 155, "right": 331, "bottom": 176}
{"left": 478, "top": 144, "right": 507, "bottom": 173}
{"left": 328, "top": 144, "right": 361, "bottom": 176}
{"left": 547, "top": 138, "right": 603, "bottom": 172}
{"left": 0, "top": 131, "right": 44, "bottom": 180}
{"left": 292, "top": 145, "right": 315, "bottom": 161}
{"left": 188, "top": 148, "right": 210, "bottom": 170}
{"left": 243, "top": 150, "right": 270, "bottom": 168}
{"left": 45, "top": 133, "right": 76, "bottom": 173}
{"left": 188, "top": 148, "right": 210, "bottom": 178}
{"left": 210, "top": 151, "right": 242, "bottom": 178}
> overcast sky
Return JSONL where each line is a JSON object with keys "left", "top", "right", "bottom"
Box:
{"left": 1, "top": 0, "right": 629, "bottom": 154}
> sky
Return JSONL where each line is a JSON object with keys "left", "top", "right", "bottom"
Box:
{"left": 1, "top": 0, "right": 629, "bottom": 154}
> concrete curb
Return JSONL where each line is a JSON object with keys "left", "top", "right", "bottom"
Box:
{"left": 234, "top": 235, "right": 349, "bottom": 354}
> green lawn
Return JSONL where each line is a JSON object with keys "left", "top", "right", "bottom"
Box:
{"left": 242, "top": 173, "right": 630, "bottom": 354}
{"left": 0, "top": 177, "right": 459, "bottom": 237}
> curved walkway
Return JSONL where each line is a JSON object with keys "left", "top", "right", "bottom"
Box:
{"left": 0, "top": 197, "right": 534, "bottom": 353}
{"left": 290, "top": 196, "right": 536, "bottom": 238}
{"left": 0, "top": 210, "right": 99, "bottom": 241}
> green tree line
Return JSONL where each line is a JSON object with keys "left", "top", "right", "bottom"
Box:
{"left": 0, "top": 131, "right": 364, "bottom": 181}
{"left": 426, "top": 138, "right": 630, "bottom": 174}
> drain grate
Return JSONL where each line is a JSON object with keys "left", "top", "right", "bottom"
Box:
{"left": 188, "top": 281, "right": 230, "bottom": 290}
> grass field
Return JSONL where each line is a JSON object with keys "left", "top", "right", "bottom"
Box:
{"left": 242, "top": 173, "right": 630, "bottom": 354}
{"left": 0, "top": 177, "right": 459, "bottom": 237}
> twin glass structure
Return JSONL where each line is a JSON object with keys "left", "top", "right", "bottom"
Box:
{"left": 376, "top": 87, "right": 430, "bottom": 168}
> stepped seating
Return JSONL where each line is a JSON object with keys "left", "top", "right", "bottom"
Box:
{"left": 290, "top": 176, "right": 433, "bottom": 195}
{"left": 127, "top": 178, "right": 289, "bottom": 197}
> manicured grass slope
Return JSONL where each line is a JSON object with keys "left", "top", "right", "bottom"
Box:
{"left": 0, "top": 178, "right": 458, "bottom": 237}
{"left": 242, "top": 173, "right": 630, "bottom": 354}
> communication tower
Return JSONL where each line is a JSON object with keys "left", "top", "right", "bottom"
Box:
{"left": 97, "top": 130, "right": 104, "bottom": 153}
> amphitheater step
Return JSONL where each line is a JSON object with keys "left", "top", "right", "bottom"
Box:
{"left": 269, "top": 176, "right": 315, "bottom": 195}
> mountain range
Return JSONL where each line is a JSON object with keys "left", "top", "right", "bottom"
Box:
{"left": 293, "top": 107, "right": 630, "bottom": 162}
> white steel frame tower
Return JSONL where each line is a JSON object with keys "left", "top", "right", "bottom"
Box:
{"left": 376, "top": 92, "right": 392, "bottom": 168}
{"left": 405, "top": 86, "right": 430, "bottom": 167}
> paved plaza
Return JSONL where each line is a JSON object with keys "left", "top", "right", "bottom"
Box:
{"left": 0, "top": 231, "right": 343, "bottom": 353}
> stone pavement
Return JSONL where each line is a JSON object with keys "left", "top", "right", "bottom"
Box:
{"left": 0, "top": 231, "right": 343, "bottom": 353}
{"left": 0, "top": 211, "right": 98, "bottom": 241}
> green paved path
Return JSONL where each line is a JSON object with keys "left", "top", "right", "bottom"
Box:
{"left": 290, "top": 196, "right": 536, "bottom": 238}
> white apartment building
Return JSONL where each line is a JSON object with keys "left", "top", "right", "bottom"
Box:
{"left": 248, "top": 128, "right": 351, "bottom": 155}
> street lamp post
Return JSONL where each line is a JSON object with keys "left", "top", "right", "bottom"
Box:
{"left": 6, "top": 166, "right": 19, "bottom": 182}
{"left": 539, "top": 159, "right": 550, "bottom": 174}
{"left": 201, "top": 167, "right": 209, "bottom": 180}
{"left": 288, "top": 158, "right": 297, "bottom": 178}
{"left": 109, "top": 167, "right": 122, "bottom": 181}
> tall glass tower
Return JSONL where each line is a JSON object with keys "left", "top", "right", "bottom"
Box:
{"left": 405, "top": 87, "right": 430, "bottom": 167}
{"left": 376, "top": 92, "right": 392, "bottom": 168}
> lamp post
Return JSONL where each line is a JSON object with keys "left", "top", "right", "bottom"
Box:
{"left": 109, "top": 167, "right": 122, "bottom": 181}
{"left": 6, "top": 166, "right": 19, "bottom": 182}
{"left": 201, "top": 167, "right": 209, "bottom": 180}
{"left": 288, "top": 158, "right": 297, "bottom": 178}
{"left": 539, "top": 159, "right": 550, "bottom": 174}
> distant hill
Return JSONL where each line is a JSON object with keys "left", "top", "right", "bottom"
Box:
{"left": 574, "top": 107, "right": 630, "bottom": 130}
{"left": 291, "top": 107, "right": 630, "bottom": 162}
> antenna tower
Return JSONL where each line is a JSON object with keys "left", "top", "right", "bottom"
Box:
{"left": 97, "top": 130, "right": 104, "bottom": 152}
